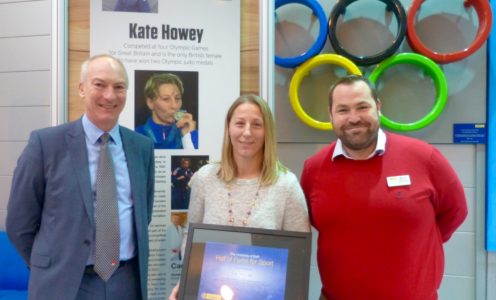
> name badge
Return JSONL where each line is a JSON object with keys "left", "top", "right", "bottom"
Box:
{"left": 387, "top": 175, "right": 411, "bottom": 187}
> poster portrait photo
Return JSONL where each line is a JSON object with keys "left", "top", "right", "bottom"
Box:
{"left": 135, "top": 70, "right": 199, "bottom": 150}
{"left": 170, "top": 155, "right": 209, "bottom": 211}
{"left": 102, "top": 0, "right": 158, "bottom": 13}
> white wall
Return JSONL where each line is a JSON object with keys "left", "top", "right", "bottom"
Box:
{"left": 0, "top": 0, "right": 52, "bottom": 230}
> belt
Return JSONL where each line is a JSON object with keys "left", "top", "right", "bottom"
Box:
{"left": 85, "top": 257, "right": 135, "bottom": 274}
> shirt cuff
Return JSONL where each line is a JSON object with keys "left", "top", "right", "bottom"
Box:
{"left": 181, "top": 132, "right": 195, "bottom": 149}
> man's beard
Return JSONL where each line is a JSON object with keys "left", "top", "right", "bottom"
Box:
{"left": 338, "top": 124, "right": 379, "bottom": 151}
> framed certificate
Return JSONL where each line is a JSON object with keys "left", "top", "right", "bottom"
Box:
{"left": 178, "top": 223, "right": 312, "bottom": 300}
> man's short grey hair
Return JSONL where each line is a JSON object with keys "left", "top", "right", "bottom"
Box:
{"left": 79, "top": 54, "right": 128, "bottom": 86}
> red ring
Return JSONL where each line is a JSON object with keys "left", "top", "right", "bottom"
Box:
{"left": 407, "top": 0, "right": 493, "bottom": 64}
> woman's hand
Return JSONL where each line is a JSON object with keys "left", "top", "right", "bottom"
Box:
{"left": 168, "top": 282, "right": 180, "bottom": 300}
{"left": 176, "top": 112, "right": 197, "bottom": 136}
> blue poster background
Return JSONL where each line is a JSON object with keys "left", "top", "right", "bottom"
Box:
{"left": 197, "top": 242, "right": 289, "bottom": 300}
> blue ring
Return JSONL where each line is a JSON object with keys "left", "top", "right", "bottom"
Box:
{"left": 275, "top": 0, "right": 328, "bottom": 68}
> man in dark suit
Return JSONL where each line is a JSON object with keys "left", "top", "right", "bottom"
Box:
{"left": 6, "top": 54, "right": 155, "bottom": 300}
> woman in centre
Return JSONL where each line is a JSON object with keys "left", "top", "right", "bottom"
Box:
{"left": 169, "top": 94, "right": 310, "bottom": 299}
{"left": 188, "top": 94, "right": 310, "bottom": 229}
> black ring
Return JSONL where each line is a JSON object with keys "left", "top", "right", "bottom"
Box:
{"left": 328, "top": 0, "right": 407, "bottom": 66}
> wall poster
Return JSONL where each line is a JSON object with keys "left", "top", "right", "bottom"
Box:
{"left": 91, "top": 0, "right": 240, "bottom": 298}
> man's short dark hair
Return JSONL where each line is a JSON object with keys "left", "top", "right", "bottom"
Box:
{"left": 328, "top": 75, "right": 378, "bottom": 108}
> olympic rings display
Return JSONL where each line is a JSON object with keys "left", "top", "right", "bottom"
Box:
{"left": 328, "top": 0, "right": 407, "bottom": 66}
{"left": 406, "top": 0, "right": 493, "bottom": 64}
{"left": 368, "top": 53, "right": 448, "bottom": 131}
{"left": 275, "top": 0, "right": 328, "bottom": 68}
{"left": 289, "top": 54, "right": 362, "bottom": 130}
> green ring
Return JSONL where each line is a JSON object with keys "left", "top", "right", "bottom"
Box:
{"left": 369, "top": 53, "right": 448, "bottom": 131}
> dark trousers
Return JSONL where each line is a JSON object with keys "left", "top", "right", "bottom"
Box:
{"left": 76, "top": 257, "right": 141, "bottom": 300}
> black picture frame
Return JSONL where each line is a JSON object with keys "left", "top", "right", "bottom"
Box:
{"left": 178, "top": 223, "right": 312, "bottom": 300}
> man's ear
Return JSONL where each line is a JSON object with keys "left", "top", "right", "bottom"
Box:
{"left": 328, "top": 106, "right": 333, "bottom": 123}
{"left": 78, "top": 83, "right": 85, "bottom": 98}
{"left": 376, "top": 98, "right": 382, "bottom": 116}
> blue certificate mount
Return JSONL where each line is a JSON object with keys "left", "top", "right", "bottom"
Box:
{"left": 453, "top": 123, "right": 487, "bottom": 144}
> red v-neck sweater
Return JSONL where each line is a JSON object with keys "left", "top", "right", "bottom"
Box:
{"left": 301, "top": 132, "right": 467, "bottom": 300}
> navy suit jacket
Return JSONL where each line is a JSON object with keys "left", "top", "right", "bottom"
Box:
{"left": 6, "top": 119, "right": 154, "bottom": 300}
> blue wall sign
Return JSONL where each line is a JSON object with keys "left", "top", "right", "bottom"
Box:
{"left": 453, "top": 123, "right": 487, "bottom": 144}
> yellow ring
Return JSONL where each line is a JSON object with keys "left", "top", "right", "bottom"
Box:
{"left": 289, "top": 54, "right": 362, "bottom": 130}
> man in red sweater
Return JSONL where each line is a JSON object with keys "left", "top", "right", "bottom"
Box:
{"left": 301, "top": 75, "right": 467, "bottom": 300}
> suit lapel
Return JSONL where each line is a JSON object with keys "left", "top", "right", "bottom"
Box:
{"left": 66, "top": 119, "right": 94, "bottom": 226}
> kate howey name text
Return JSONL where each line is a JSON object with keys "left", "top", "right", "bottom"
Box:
{"left": 129, "top": 23, "right": 204, "bottom": 43}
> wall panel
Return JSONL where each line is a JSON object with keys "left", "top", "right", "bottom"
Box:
{"left": 0, "top": 176, "right": 12, "bottom": 210}
{"left": 0, "top": 36, "right": 51, "bottom": 72}
{"left": 0, "top": 142, "right": 27, "bottom": 176}
{"left": 0, "top": 71, "right": 51, "bottom": 107}
{"left": 0, "top": 107, "right": 51, "bottom": 141}
{"left": 0, "top": 0, "right": 52, "bottom": 231}
{"left": 0, "top": 0, "right": 50, "bottom": 37}
{"left": 439, "top": 275, "right": 475, "bottom": 300}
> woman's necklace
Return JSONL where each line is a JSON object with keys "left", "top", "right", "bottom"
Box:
{"left": 226, "top": 182, "right": 261, "bottom": 226}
